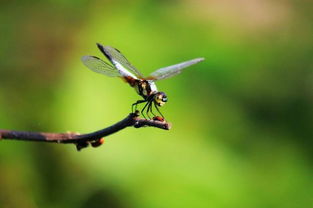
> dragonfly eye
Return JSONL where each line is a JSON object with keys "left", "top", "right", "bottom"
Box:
{"left": 154, "top": 92, "right": 167, "bottom": 106}
{"left": 158, "top": 92, "right": 167, "bottom": 102}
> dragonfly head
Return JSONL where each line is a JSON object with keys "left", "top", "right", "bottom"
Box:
{"left": 154, "top": 92, "right": 168, "bottom": 107}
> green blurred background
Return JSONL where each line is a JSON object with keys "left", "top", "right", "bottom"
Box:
{"left": 0, "top": 0, "right": 312, "bottom": 207}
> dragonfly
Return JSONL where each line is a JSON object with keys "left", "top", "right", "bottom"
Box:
{"left": 81, "top": 43, "right": 204, "bottom": 119}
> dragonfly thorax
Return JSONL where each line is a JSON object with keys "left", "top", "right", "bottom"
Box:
{"left": 134, "top": 80, "right": 167, "bottom": 106}
{"left": 134, "top": 80, "right": 158, "bottom": 99}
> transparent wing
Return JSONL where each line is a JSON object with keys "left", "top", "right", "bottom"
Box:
{"left": 81, "top": 56, "right": 121, "bottom": 77}
{"left": 97, "top": 43, "right": 144, "bottom": 78}
{"left": 149, "top": 58, "right": 205, "bottom": 81}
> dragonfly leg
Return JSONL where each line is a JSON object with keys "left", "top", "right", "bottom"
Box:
{"left": 141, "top": 101, "right": 151, "bottom": 119}
{"left": 146, "top": 102, "right": 154, "bottom": 120}
{"left": 149, "top": 102, "right": 156, "bottom": 117}
{"left": 154, "top": 102, "right": 165, "bottom": 119}
{"left": 132, "top": 100, "right": 146, "bottom": 113}
{"left": 146, "top": 104, "right": 151, "bottom": 119}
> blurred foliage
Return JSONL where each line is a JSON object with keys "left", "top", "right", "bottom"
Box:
{"left": 0, "top": 0, "right": 312, "bottom": 207}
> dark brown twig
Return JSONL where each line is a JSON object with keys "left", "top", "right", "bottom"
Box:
{"left": 0, "top": 112, "right": 171, "bottom": 151}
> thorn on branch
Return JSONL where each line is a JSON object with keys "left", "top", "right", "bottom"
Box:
{"left": 91, "top": 138, "right": 105, "bottom": 148}
{"left": 76, "top": 141, "right": 89, "bottom": 151}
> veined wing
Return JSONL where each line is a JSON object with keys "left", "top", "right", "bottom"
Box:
{"left": 97, "top": 43, "right": 144, "bottom": 78}
{"left": 148, "top": 58, "right": 205, "bottom": 81}
{"left": 81, "top": 56, "right": 121, "bottom": 77}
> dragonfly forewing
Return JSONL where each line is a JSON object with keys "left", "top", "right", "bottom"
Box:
{"left": 97, "top": 43, "right": 144, "bottom": 79}
{"left": 149, "top": 58, "right": 205, "bottom": 81}
{"left": 81, "top": 56, "right": 121, "bottom": 77}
